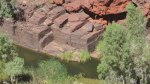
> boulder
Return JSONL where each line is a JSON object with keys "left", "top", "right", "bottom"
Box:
{"left": 28, "top": 16, "right": 46, "bottom": 25}
{"left": 84, "top": 22, "right": 93, "bottom": 32}
{"left": 54, "top": 13, "right": 69, "bottom": 27}
{"left": 91, "top": 20, "right": 103, "bottom": 31}
{"left": 69, "top": 21, "right": 84, "bottom": 32}
{"left": 44, "top": 18, "right": 53, "bottom": 26}
{"left": 68, "top": 14, "right": 80, "bottom": 22}
{"left": 64, "top": 0, "right": 81, "bottom": 12}
{"left": 76, "top": 12, "right": 89, "bottom": 21}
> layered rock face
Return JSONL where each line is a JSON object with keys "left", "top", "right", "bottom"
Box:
{"left": 4, "top": 0, "right": 150, "bottom": 54}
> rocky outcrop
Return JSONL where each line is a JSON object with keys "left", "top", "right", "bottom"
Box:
{"left": 65, "top": 0, "right": 130, "bottom": 15}
{"left": 50, "top": 0, "right": 150, "bottom": 18}
{"left": 1, "top": 0, "right": 150, "bottom": 55}
{"left": 13, "top": 0, "right": 105, "bottom": 53}
{"left": 132, "top": 0, "right": 150, "bottom": 18}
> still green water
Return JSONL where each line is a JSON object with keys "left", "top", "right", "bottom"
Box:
{"left": 16, "top": 45, "right": 99, "bottom": 79}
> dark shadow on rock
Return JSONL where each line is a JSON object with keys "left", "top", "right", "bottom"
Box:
{"left": 83, "top": 8, "right": 126, "bottom": 23}
{"left": 13, "top": 25, "right": 17, "bottom": 35}
{"left": 13, "top": 8, "right": 25, "bottom": 24}
{"left": 146, "top": 18, "right": 150, "bottom": 29}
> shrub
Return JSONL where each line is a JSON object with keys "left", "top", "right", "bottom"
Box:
{"left": 59, "top": 51, "right": 74, "bottom": 62}
{"left": 24, "top": 59, "right": 75, "bottom": 84}
{"left": 37, "top": 59, "right": 67, "bottom": 80}
{"left": 3, "top": 56, "right": 24, "bottom": 84}
{"left": 59, "top": 50, "right": 91, "bottom": 63}
{"left": 78, "top": 50, "right": 91, "bottom": 63}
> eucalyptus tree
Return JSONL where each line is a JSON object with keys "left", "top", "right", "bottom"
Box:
{"left": 126, "top": 3, "right": 150, "bottom": 84}
{"left": 97, "top": 3, "right": 150, "bottom": 84}
{"left": 97, "top": 22, "right": 134, "bottom": 84}
{"left": 0, "top": 34, "right": 24, "bottom": 84}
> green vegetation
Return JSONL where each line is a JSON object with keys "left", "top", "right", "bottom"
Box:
{"left": 0, "top": 34, "right": 94, "bottom": 84}
{"left": 59, "top": 50, "right": 91, "bottom": 63}
{"left": 78, "top": 50, "right": 91, "bottom": 63}
{"left": 21, "top": 59, "right": 101, "bottom": 84}
{"left": 126, "top": 3, "right": 150, "bottom": 84}
{"left": 0, "top": 0, "right": 16, "bottom": 18}
{"left": 22, "top": 59, "right": 75, "bottom": 84}
{"left": 0, "top": 34, "right": 75, "bottom": 84}
{"left": 76, "top": 77, "right": 100, "bottom": 84}
{"left": 4, "top": 57, "right": 24, "bottom": 84}
{"left": 0, "top": 61, "right": 7, "bottom": 82}
{"left": 0, "top": 34, "right": 24, "bottom": 84}
{"left": 97, "top": 22, "right": 133, "bottom": 84}
{"left": 95, "top": 41, "right": 104, "bottom": 58}
{"left": 1, "top": 1, "right": 150, "bottom": 84}
{"left": 0, "top": 34, "right": 18, "bottom": 59}
{"left": 97, "top": 3, "right": 150, "bottom": 84}
{"left": 59, "top": 51, "right": 74, "bottom": 62}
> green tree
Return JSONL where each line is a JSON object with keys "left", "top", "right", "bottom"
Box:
{"left": 97, "top": 22, "right": 134, "bottom": 84}
{"left": 126, "top": 3, "right": 150, "bottom": 84}
{"left": 0, "top": 0, "right": 16, "bottom": 18}
{"left": 3, "top": 57, "right": 24, "bottom": 84}
{"left": 97, "top": 3, "right": 150, "bottom": 84}
{"left": 0, "top": 34, "right": 18, "bottom": 82}
{"left": 0, "top": 34, "right": 24, "bottom": 83}
{"left": 0, "top": 34, "right": 18, "bottom": 62}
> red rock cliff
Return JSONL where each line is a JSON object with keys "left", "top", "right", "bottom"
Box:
{"left": 50, "top": 0, "right": 150, "bottom": 17}
{"left": 4, "top": 0, "right": 150, "bottom": 54}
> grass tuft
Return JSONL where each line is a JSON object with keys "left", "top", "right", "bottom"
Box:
{"left": 59, "top": 51, "right": 74, "bottom": 62}
{"left": 78, "top": 50, "right": 91, "bottom": 63}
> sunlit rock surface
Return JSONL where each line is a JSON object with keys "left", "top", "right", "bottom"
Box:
{"left": 1, "top": 0, "right": 150, "bottom": 55}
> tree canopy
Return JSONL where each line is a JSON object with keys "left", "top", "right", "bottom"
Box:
{"left": 97, "top": 3, "right": 150, "bottom": 84}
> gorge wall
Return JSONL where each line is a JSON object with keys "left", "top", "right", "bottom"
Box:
{"left": 1, "top": 0, "right": 150, "bottom": 55}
